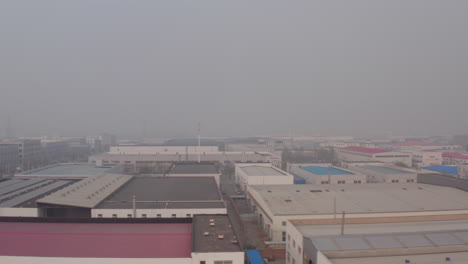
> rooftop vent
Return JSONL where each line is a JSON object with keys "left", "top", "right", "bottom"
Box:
{"left": 218, "top": 235, "right": 224, "bottom": 239}
{"left": 210, "top": 222, "right": 215, "bottom": 227}
{"left": 231, "top": 240, "right": 239, "bottom": 244}
{"left": 267, "top": 190, "right": 271, "bottom": 193}
{"left": 296, "top": 190, "right": 300, "bottom": 192}
{"left": 310, "top": 190, "right": 322, "bottom": 193}
{"left": 203, "top": 232, "right": 210, "bottom": 236}
{"left": 285, "top": 199, "right": 292, "bottom": 202}
{"left": 446, "top": 257, "right": 451, "bottom": 262}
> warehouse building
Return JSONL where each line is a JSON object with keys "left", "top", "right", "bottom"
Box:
{"left": 0, "top": 178, "right": 76, "bottom": 217}
{"left": 336, "top": 146, "right": 412, "bottom": 167}
{"left": 289, "top": 164, "right": 366, "bottom": 185}
{"left": 287, "top": 215, "right": 468, "bottom": 264}
{"left": 346, "top": 165, "right": 417, "bottom": 183}
{"left": 36, "top": 175, "right": 226, "bottom": 218}
{"left": 0, "top": 215, "right": 244, "bottom": 264}
{"left": 247, "top": 183, "right": 468, "bottom": 242}
{"left": 235, "top": 163, "right": 294, "bottom": 191}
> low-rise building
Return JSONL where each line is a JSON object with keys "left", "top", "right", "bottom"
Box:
{"left": 168, "top": 162, "right": 221, "bottom": 185}
{"left": 289, "top": 164, "right": 366, "bottom": 185}
{"left": 247, "top": 183, "right": 468, "bottom": 242}
{"left": 0, "top": 215, "right": 244, "bottom": 264}
{"left": 0, "top": 142, "right": 19, "bottom": 175}
{"left": 36, "top": 175, "right": 226, "bottom": 218}
{"left": 235, "top": 163, "right": 294, "bottom": 191}
{"left": 287, "top": 215, "right": 468, "bottom": 264}
{"left": 346, "top": 165, "right": 417, "bottom": 183}
{"left": 336, "top": 146, "right": 412, "bottom": 167}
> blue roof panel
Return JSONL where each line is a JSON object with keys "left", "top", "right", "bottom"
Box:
{"left": 246, "top": 250, "right": 265, "bottom": 264}
{"left": 423, "top": 165, "right": 458, "bottom": 175}
{"left": 300, "top": 166, "right": 352, "bottom": 175}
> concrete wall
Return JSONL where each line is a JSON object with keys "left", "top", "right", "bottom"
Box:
{"left": 0, "top": 208, "right": 38, "bottom": 217}
{"left": 110, "top": 146, "right": 219, "bottom": 155}
{"left": 91, "top": 208, "right": 227, "bottom": 218}
{"left": 286, "top": 221, "right": 306, "bottom": 264}
{"left": 235, "top": 163, "right": 294, "bottom": 191}
{"left": 191, "top": 252, "right": 244, "bottom": 264}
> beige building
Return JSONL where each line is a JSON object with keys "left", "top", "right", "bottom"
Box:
{"left": 289, "top": 164, "right": 366, "bottom": 185}
{"left": 336, "top": 146, "right": 412, "bottom": 167}
{"left": 235, "top": 163, "right": 294, "bottom": 191}
{"left": 247, "top": 183, "right": 468, "bottom": 242}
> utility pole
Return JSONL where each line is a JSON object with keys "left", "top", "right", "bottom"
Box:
{"left": 341, "top": 211, "right": 346, "bottom": 235}
{"left": 132, "top": 195, "right": 136, "bottom": 218}
{"left": 197, "top": 122, "right": 201, "bottom": 163}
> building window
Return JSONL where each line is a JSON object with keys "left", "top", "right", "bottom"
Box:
{"left": 97, "top": 214, "right": 103, "bottom": 218}
{"left": 354, "top": 180, "right": 361, "bottom": 184}
{"left": 338, "top": 180, "right": 345, "bottom": 184}
{"left": 282, "top": 221, "right": 286, "bottom": 226}
{"left": 298, "top": 246, "right": 302, "bottom": 254}
{"left": 392, "top": 180, "right": 399, "bottom": 183}
{"left": 186, "top": 214, "right": 191, "bottom": 217}
{"left": 157, "top": 214, "right": 162, "bottom": 218}
{"left": 292, "top": 258, "right": 295, "bottom": 264}
{"left": 127, "top": 214, "right": 132, "bottom": 218}
{"left": 200, "top": 261, "right": 206, "bottom": 264}
{"left": 214, "top": 261, "right": 232, "bottom": 264}
{"left": 282, "top": 232, "right": 286, "bottom": 241}
{"left": 288, "top": 234, "right": 290, "bottom": 241}
{"left": 112, "top": 214, "right": 117, "bottom": 218}
{"left": 142, "top": 214, "right": 147, "bottom": 218}
{"left": 292, "top": 240, "right": 296, "bottom": 248}
{"left": 407, "top": 179, "right": 414, "bottom": 183}
{"left": 321, "top": 181, "right": 329, "bottom": 184}
{"left": 172, "top": 214, "right": 176, "bottom": 218}
{"left": 287, "top": 252, "right": 290, "bottom": 263}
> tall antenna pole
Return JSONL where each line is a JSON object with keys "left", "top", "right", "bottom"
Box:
{"left": 198, "top": 122, "right": 201, "bottom": 163}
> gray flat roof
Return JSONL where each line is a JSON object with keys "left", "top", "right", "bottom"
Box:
{"left": 170, "top": 164, "right": 219, "bottom": 174}
{"left": 192, "top": 215, "right": 241, "bottom": 252}
{"left": 361, "top": 166, "right": 412, "bottom": 174}
{"left": 250, "top": 183, "right": 468, "bottom": 215}
{"left": 331, "top": 252, "right": 468, "bottom": 264}
{"left": 241, "top": 166, "right": 286, "bottom": 176}
{"left": 97, "top": 177, "right": 224, "bottom": 209}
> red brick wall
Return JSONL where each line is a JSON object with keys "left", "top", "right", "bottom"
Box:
{"left": 259, "top": 249, "right": 286, "bottom": 260}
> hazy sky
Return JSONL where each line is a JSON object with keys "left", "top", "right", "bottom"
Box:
{"left": 1, "top": 1, "right": 467, "bottom": 138}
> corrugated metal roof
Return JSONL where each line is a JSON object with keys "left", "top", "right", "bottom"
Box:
{"left": 423, "top": 165, "right": 458, "bottom": 175}
{"left": 37, "top": 174, "right": 133, "bottom": 208}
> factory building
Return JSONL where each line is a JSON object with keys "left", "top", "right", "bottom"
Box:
{"left": 289, "top": 164, "right": 366, "bottom": 185}
{"left": 346, "top": 165, "right": 417, "bottom": 183}
{"left": 247, "top": 183, "right": 468, "bottom": 242}
{"left": 0, "top": 142, "right": 19, "bottom": 175}
{"left": 336, "top": 146, "right": 412, "bottom": 167}
{"left": 90, "top": 151, "right": 278, "bottom": 171}
{"left": 0, "top": 178, "right": 77, "bottom": 217}
{"left": 235, "top": 163, "right": 294, "bottom": 191}
{"left": 287, "top": 215, "right": 468, "bottom": 264}
{"left": 443, "top": 152, "right": 468, "bottom": 166}
{"left": 34, "top": 175, "right": 226, "bottom": 218}
{"left": 0, "top": 215, "right": 244, "bottom": 264}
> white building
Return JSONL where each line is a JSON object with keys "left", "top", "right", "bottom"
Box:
{"left": 287, "top": 215, "right": 468, "bottom": 264}
{"left": 346, "top": 165, "right": 417, "bottom": 183}
{"left": 289, "top": 164, "right": 366, "bottom": 185}
{"left": 247, "top": 183, "right": 468, "bottom": 242}
{"left": 336, "top": 146, "right": 412, "bottom": 167}
{"left": 235, "top": 163, "right": 294, "bottom": 191}
{"left": 109, "top": 145, "right": 219, "bottom": 155}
